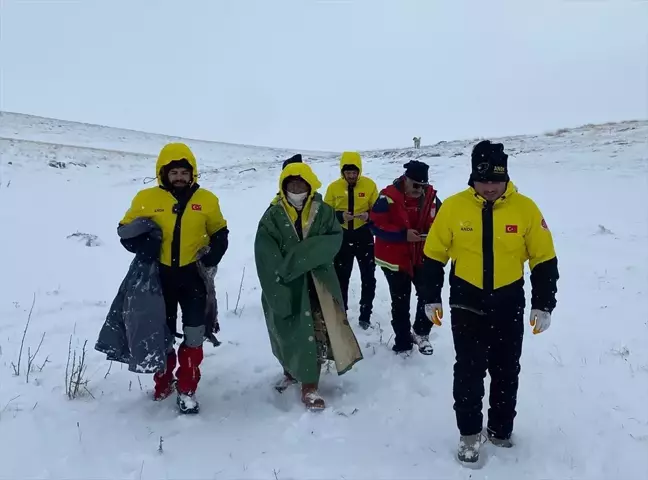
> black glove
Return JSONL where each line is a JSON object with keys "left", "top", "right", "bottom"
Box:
{"left": 200, "top": 228, "right": 229, "bottom": 267}
{"left": 120, "top": 233, "right": 161, "bottom": 262}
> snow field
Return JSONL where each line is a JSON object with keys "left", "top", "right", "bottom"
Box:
{"left": 0, "top": 115, "right": 647, "bottom": 479}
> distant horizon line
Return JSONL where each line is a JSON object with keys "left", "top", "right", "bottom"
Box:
{"left": 1, "top": 109, "right": 645, "bottom": 155}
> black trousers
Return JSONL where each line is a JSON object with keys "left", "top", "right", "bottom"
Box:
{"left": 451, "top": 305, "right": 524, "bottom": 439}
{"left": 382, "top": 266, "right": 432, "bottom": 349}
{"left": 334, "top": 226, "right": 376, "bottom": 323}
{"left": 159, "top": 263, "right": 207, "bottom": 339}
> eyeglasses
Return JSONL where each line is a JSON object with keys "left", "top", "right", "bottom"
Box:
{"left": 412, "top": 182, "right": 425, "bottom": 190}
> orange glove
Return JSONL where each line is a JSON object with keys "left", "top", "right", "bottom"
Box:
{"left": 424, "top": 303, "right": 443, "bottom": 326}
{"left": 530, "top": 309, "right": 551, "bottom": 334}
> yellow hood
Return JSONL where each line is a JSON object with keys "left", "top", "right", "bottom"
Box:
{"left": 278, "top": 163, "right": 322, "bottom": 225}
{"left": 156, "top": 142, "right": 199, "bottom": 185}
{"left": 278, "top": 162, "right": 322, "bottom": 198}
{"left": 339, "top": 151, "right": 363, "bottom": 176}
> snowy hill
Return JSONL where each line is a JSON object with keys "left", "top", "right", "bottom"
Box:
{"left": 1, "top": 113, "right": 647, "bottom": 480}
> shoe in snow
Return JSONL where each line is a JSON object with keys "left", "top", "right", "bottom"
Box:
{"left": 177, "top": 393, "right": 200, "bottom": 414}
{"left": 301, "top": 384, "right": 325, "bottom": 411}
{"left": 413, "top": 334, "right": 433, "bottom": 355}
{"left": 457, "top": 433, "right": 484, "bottom": 465}
{"left": 154, "top": 378, "right": 176, "bottom": 401}
{"left": 274, "top": 371, "right": 297, "bottom": 393}
{"left": 359, "top": 320, "right": 371, "bottom": 330}
{"left": 487, "top": 431, "right": 514, "bottom": 448}
{"left": 392, "top": 337, "right": 413, "bottom": 354}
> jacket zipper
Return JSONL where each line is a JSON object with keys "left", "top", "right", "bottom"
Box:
{"left": 169, "top": 184, "right": 199, "bottom": 267}
{"left": 171, "top": 208, "right": 185, "bottom": 267}
{"left": 347, "top": 184, "right": 355, "bottom": 231}
{"left": 402, "top": 189, "right": 434, "bottom": 274}
{"left": 482, "top": 201, "right": 494, "bottom": 292}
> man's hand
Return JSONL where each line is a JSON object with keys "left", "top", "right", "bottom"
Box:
{"left": 342, "top": 212, "right": 355, "bottom": 222}
{"left": 355, "top": 212, "right": 369, "bottom": 222}
{"left": 529, "top": 309, "right": 551, "bottom": 334}
{"left": 424, "top": 303, "right": 443, "bottom": 326}
{"left": 407, "top": 229, "right": 423, "bottom": 242}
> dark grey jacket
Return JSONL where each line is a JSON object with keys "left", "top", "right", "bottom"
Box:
{"left": 95, "top": 218, "right": 169, "bottom": 373}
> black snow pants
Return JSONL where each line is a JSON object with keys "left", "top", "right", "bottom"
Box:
{"left": 382, "top": 266, "right": 432, "bottom": 351}
{"left": 334, "top": 225, "right": 376, "bottom": 324}
{"left": 451, "top": 304, "right": 524, "bottom": 440}
{"left": 159, "top": 263, "right": 207, "bottom": 348}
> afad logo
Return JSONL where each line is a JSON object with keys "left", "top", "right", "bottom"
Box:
{"left": 191, "top": 204, "right": 202, "bottom": 211}
{"left": 541, "top": 218, "right": 549, "bottom": 230}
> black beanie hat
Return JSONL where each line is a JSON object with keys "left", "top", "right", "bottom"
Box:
{"left": 282, "top": 154, "right": 303, "bottom": 170}
{"left": 470, "top": 140, "right": 510, "bottom": 183}
{"left": 341, "top": 164, "right": 360, "bottom": 173}
{"left": 164, "top": 158, "right": 193, "bottom": 172}
{"left": 403, "top": 160, "right": 429, "bottom": 184}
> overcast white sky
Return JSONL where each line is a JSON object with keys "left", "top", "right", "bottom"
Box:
{"left": 1, "top": 0, "right": 646, "bottom": 151}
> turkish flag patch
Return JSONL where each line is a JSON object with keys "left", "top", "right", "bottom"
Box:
{"left": 358, "top": 192, "right": 365, "bottom": 197}
{"left": 191, "top": 204, "right": 202, "bottom": 211}
{"left": 505, "top": 224, "right": 518, "bottom": 233}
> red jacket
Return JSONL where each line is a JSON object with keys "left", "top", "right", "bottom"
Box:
{"left": 370, "top": 177, "right": 442, "bottom": 277}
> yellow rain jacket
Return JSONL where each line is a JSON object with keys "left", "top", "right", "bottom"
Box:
{"left": 324, "top": 151, "right": 379, "bottom": 230}
{"left": 120, "top": 143, "right": 228, "bottom": 267}
{"left": 423, "top": 182, "right": 559, "bottom": 311}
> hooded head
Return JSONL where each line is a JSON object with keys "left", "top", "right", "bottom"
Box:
{"left": 339, "top": 151, "right": 362, "bottom": 186}
{"left": 279, "top": 162, "right": 322, "bottom": 211}
{"left": 156, "top": 143, "right": 198, "bottom": 190}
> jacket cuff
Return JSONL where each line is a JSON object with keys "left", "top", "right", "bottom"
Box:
{"left": 201, "top": 228, "right": 230, "bottom": 267}
{"left": 421, "top": 256, "right": 445, "bottom": 304}
{"left": 530, "top": 257, "right": 559, "bottom": 312}
{"left": 371, "top": 226, "right": 407, "bottom": 242}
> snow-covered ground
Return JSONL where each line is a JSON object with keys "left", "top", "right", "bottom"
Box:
{"left": 1, "top": 113, "right": 647, "bottom": 480}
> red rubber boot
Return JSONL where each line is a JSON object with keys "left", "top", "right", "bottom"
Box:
{"left": 153, "top": 350, "right": 177, "bottom": 401}
{"left": 176, "top": 343, "right": 204, "bottom": 414}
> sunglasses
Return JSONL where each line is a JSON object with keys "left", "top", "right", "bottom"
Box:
{"left": 412, "top": 182, "right": 425, "bottom": 190}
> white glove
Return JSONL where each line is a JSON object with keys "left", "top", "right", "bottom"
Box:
{"left": 424, "top": 303, "right": 443, "bottom": 326}
{"left": 529, "top": 309, "right": 551, "bottom": 334}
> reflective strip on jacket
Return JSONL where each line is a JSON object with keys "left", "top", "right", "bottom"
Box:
{"left": 370, "top": 177, "right": 441, "bottom": 277}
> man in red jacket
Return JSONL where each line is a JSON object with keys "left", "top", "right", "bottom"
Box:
{"left": 370, "top": 160, "right": 442, "bottom": 355}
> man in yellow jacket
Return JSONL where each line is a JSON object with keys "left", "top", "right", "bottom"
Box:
{"left": 324, "top": 152, "right": 379, "bottom": 329}
{"left": 422, "top": 140, "right": 559, "bottom": 464}
{"left": 119, "top": 142, "right": 229, "bottom": 414}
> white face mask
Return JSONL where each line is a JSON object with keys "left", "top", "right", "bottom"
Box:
{"left": 286, "top": 191, "right": 308, "bottom": 209}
